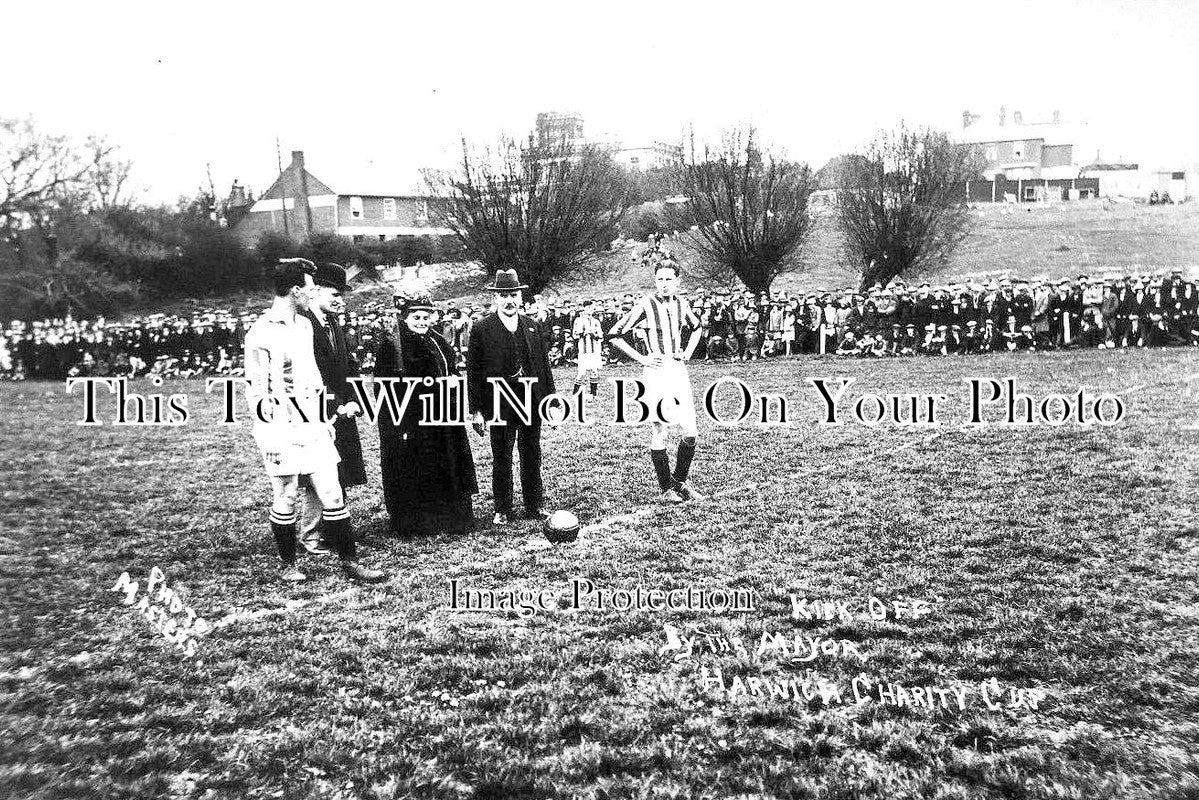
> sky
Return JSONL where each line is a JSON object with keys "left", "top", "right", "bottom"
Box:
{"left": 8, "top": 0, "right": 1198, "bottom": 204}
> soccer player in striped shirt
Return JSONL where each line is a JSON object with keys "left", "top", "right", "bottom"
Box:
{"left": 607, "top": 260, "right": 706, "bottom": 503}
{"left": 571, "top": 300, "right": 604, "bottom": 397}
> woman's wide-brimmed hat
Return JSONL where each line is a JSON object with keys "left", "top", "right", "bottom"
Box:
{"left": 393, "top": 291, "right": 437, "bottom": 315}
{"left": 485, "top": 269, "right": 528, "bottom": 292}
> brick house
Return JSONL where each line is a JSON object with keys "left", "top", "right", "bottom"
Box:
{"left": 957, "top": 109, "right": 1081, "bottom": 181}
{"left": 231, "top": 151, "right": 453, "bottom": 246}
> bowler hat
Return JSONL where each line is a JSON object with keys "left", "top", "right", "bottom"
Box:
{"left": 485, "top": 269, "right": 528, "bottom": 292}
{"left": 314, "top": 262, "right": 348, "bottom": 292}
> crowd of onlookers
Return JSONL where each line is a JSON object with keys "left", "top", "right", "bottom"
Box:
{"left": 2, "top": 267, "right": 1197, "bottom": 381}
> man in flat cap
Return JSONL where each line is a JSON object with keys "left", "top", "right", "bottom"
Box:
{"left": 467, "top": 269, "right": 556, "bottom": 526}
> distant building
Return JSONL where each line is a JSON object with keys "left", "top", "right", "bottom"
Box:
{"left": 231, "top": 151, "right": 451, "bottom": 246}
{"left": 1080, "top": 162, "right": 1196, "bottom": 200}
{"left": 957, "top": 107, "right": 1081, "bottom": 181}
{"left": 533, "top": 111, "right": 682, "bottom": 172}
{"left": 223, "top": 180, "right": 253, "bottom": 229}
{"left": 608, "top": 140, "right": 683, "bottom": 172}
{"left": 536, "top": 112, "right": 585, "bottom": 150}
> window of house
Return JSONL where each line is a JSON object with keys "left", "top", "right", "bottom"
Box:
{"left": 383, "top": 198, "right": 397, "bottom": 220}
{"left": 352, "top": 235, "right": 365, "bottom": 243}
{"left": 350, "top": 196, "right": 364, "bottom": 219}
{"left": 1013, "top": 143, "right": 1024, "bottom": 159}
{"left": 378, "top": 234, "right": 386, "bottom": 242}
{"left": 417, "top": 199, "right": 429, "bottom": 223}
{"left": 984, "top": 146, "right": 997, "bottom": 162}
{"left": 630, "top": 156, "right": 640, "bottom": 166}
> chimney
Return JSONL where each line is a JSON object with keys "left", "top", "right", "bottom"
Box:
{"left": 1053, "top": 109, "right": 1060, "bottom": 124}
{"left": 292, "top": 151, "right": 313, "bottom": 237}
{"left": 1013, "top": 110, "right": 1023, "bottom": 125}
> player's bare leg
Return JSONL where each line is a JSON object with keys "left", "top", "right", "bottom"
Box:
{"left": 268, "top": 475, "right": 305, "bottom": 582}
{"left": 308, "top": 466, "right": 387, "bottom": 583}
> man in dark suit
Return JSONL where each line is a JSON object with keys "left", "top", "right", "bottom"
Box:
{"left": 467, "top": 269, "right": 556, "bottom": 527}
{"left": 297, "top": 263, "right": 371, "bottom": 567}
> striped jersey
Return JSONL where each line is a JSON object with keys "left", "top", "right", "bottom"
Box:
{"left": 572, "top": 315, "right": 604, "bottom": 355}
{"left": 608, "top": 295, "right": 700, "bottom": 358}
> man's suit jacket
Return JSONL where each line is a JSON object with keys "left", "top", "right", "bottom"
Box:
{"left": 466, "top": 313, "right": 556, "bottom": 423}
{"left": 301, "top": 310, "right": 360, "bottom": 407}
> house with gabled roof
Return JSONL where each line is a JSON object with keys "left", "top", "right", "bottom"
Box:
{"left": 956, "top": 108, "right": 1085, "bottom": 181}
{"left": 230, "top": 150, "right": 452, "bottom": 247}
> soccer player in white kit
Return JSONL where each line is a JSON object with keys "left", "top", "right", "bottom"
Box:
{"left": 244, "top": 259, "right": 385, "bottom": 584}
{"left": 607, "top": 260, "right": 706, "bottom": 503}
{"left": 571, "top": 299, "right": 604, "bottom": 397}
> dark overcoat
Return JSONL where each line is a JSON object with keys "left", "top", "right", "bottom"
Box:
{"left": 301, "top": 309, "right": 367, "bottom": 487}
{"left": 375, "top": 326, "right": 478, "bottom": 536}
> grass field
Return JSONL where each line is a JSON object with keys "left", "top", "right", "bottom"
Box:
{"left": 3, "top": 346, "right": 1199, "bottom": 799}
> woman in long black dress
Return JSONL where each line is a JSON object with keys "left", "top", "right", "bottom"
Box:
{"left": 375, "top": 292, "right": 478, "bottom": 536}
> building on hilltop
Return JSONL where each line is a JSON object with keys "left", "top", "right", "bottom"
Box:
{"left": 532, "top": 111, "right": 683, "bottom": 172}
{"left": 607, "top": 140, "right": 683, "bottom": 171}
{"left": 957, "top": 106, "right": 1083, "bottom": 182}
{"left": 536, "top": 112, "right": 585, "bottom": 150}
{"left": 231, "top": 150, "right": 452, "bottom": 246}
{"left": 1080, "top": 162, "right": 1195, "bottom": 201}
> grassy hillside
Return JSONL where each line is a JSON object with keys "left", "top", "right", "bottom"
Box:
{"left": 103, "top": 201, "right": 1199, "bottom": 320}
{"left": 544, "top": 201, "right": 1199, "bottom": 301}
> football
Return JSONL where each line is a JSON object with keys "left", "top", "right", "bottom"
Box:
{"left": 543, "top": 510, "right": 580, "bottom": 543}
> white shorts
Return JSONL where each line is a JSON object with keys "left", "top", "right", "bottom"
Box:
{"left": 253, "top": 422, "right": 340, "bottom": 477}
{"left": 640, "top": 358, "right": 697, "bottom": 430}
{"left": 577, "top": 350, "right": 602, "bottom": 371}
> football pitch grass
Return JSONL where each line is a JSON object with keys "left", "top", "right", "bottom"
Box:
{"left": 2, "top": 349, "right": 1199, "bottom": 799}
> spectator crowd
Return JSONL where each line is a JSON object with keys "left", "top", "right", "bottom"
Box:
{"left": 3, "top": 268, "right": 1198, "bottom": 381}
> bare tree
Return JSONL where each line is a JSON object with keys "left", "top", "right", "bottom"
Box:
{"left": 834, "top": 123, "right": 980, "bottom": 290}
{"left": 667, "top": 127, "right": 817, "bottom": 295}
{"left": 0, "top": 116, "right": 116, "bottom": 235}
{"left": 425, "top": 135, "right": 632, "bottom": 297}
{"left": 90, "top": 155, "right": 134, "bottom": 210}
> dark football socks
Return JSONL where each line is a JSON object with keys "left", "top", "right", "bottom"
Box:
{"left": 673, "top": 436, "right": 697, "bottom": 485}
{"left": 650, "top": 448, "right": 673, "bottom": 491}
{"left": 589, "top": 379, "right": 598, "bottom": 396}
{"left": 322, "top": 504, "right": 354, "bottom": 561}
{"left": 270, "top": 509, "right": 297, "bottom": 563}
{"left": 573, "top": 381, "right": 583, "bottom": 394}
